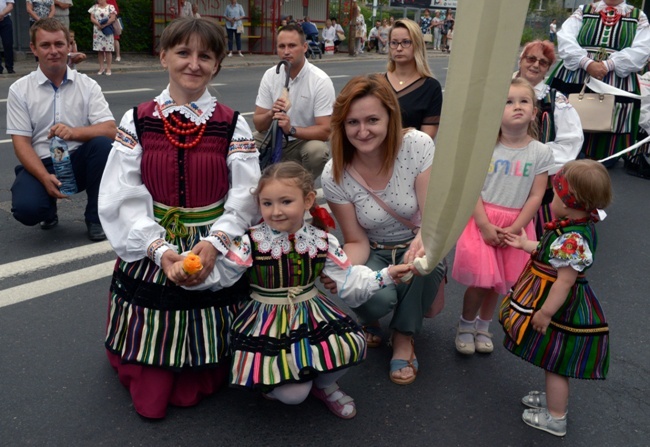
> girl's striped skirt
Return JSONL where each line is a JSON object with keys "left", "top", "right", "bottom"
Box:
{"left": 499, "top": 260, "right": 609, "bottom": 379}
{"left": 230, "top": 285, "right": 367, "bottom": 389}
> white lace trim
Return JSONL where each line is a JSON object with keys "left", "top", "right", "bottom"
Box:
{"left": 251, "top": 223, "right": 328, "bottom": 260}
{"left": 153, "top": 88, "right": 217, "bottom": 125}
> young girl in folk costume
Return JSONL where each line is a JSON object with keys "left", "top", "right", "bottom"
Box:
{"left": 98, "top": 18, "right": 260, "bottom": 419}
{"left": 500, "top": 160, "right": 612, "bottom": 437}
{"left": 226, "top": 162, "right": 411, "bottom": 419}
{"left": 452, "top": 78, "right": 555, "bottom": 356}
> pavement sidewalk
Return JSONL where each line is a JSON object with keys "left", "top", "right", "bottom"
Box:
{"left": 5, "top": 48, "right": 450, "bottom": 78}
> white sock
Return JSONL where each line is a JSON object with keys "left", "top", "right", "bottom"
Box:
{"left": 267, "top": 382, "right": 312, "bottom": 405}
{"left": 475, "top": 317, "right": 492, "bottom": 344}
{"left": 458, "top": 317, "right": 476, "bottom": 344}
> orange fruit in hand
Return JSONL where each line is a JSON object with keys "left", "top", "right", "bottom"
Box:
{"left": 182, "top": 253, "right": 203, "bottom": 275}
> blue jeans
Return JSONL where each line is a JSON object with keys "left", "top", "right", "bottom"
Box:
{"left": 0, "top": 16, "right": 14, "bottom": 71}
{"left": 11, "top": 136, "right": 112, "bottom": 225}
{"left": 227, "top": 27, "right": 242, "bottom": 52}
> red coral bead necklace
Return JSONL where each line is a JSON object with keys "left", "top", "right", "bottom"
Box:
{"left": 156, "top": 103, "right": 206, "bottom": 149}
{"left": 544, "top": 216, "right": 590, "bottom": 231}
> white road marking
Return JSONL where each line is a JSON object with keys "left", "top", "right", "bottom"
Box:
{"left": 210, "top": 83, "right": 227, "bottom": 86}
{"left": 0, "top": 261, "right": 114, "bottom": 308}
{"left": 0, "top": 196, "right": 330, "bottom": 308}
{"left": 240, "top": 111, "right": 254, "bottom": 116}
{"left": 0, "top": 240, "right": 113, "bottom": 280}
{"left": 329, "top": 75, "right": 350, "bottom": 78}
{"left": 102, "top": 88, "right": 155, "bottom": 95}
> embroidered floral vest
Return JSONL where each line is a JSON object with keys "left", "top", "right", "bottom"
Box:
{"left": 134, "top": 101, "right": 238, "bottom": 208}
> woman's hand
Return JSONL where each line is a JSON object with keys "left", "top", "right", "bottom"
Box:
{"left": 187, "top": 241, "right": 218, "bottom": 286}
{"left": 586, "top": 61, "right": 608, "bottom": 80}
{"left": 161, "top": 242, "right": 217, "bottom": 287}
{"left": 160, "top": 250, "right": 186, "bottom": 284}
{"left": 404, "top": 231, "right": 424, "bottom": 264}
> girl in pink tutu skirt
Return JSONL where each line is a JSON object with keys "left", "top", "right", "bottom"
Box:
{"left": 451, "top": 78, "right": 554, "bottom": 356}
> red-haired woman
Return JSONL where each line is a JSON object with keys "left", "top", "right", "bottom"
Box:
{"left": 321, "top": 74, "right": 446, "bottom": 386}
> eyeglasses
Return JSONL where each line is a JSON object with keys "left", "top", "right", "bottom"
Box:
{"left": 389, "top": 40, "right": 412, "bottom": 49}
{"left": 523, "top": 55, "right": 550, "bottom": 68}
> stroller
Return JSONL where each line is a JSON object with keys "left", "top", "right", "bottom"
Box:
{"left": 301, "top": 21, "right": 323, "bottom": 59}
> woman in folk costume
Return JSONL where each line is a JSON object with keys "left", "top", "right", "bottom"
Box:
{"left": 548, "top": 0, "right": 650, "bottom": 166}
{"left": 98, "top": 17, "right": 260, "bottom": 419}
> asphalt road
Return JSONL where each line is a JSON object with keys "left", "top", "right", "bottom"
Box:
{"left": 0, "top": 58, "right": 649, "bottom": 447}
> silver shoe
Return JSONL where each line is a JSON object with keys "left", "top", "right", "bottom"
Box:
{"left": 522, "top": 408, "right": 567, "bottom": 437}
{"left": 521, "top": 391, "right": 547, "bottom": 409}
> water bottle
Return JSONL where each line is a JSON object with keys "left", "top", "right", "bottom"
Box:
{"left": 50, "top": 137, "right": 78, "bottom": 195}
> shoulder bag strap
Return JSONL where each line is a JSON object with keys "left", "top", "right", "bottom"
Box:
{"left": 346, "top": 165, "right": 418, "bottom": 230}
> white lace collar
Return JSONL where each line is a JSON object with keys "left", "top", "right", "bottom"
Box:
{"left": 593, "top": 1, "right": 633, "bottom": 14}
{"left": 153, "top": 88, "right": 217, "bottom": 125}
{"left": 251, "top": 222, "right": 328, "bottom": 259}
{"left": 534, "top": 81, "right": 550, "bottom": 100}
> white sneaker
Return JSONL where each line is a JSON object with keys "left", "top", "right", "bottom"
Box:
{"left": 115, "top": 56, "right": 121, "bottom": 62}
{"left": 227, "top": 52, "right": 233, "bottom": 57}
{"left": 238, "top": 52, "right": 244, "bottom": 57}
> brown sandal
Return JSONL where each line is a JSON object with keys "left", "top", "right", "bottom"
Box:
{"left": 362, "top": 325, "right": 382, "bottom": 348}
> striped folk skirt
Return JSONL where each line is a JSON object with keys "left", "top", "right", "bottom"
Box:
{"left": 499, "top": 260, "right": 609, "bottom": 379}
{"left": 105, "top": 201, "right": 247, "bottom": 369}
{"left": 230, "top": 287, "right": 366, "bottom": 389}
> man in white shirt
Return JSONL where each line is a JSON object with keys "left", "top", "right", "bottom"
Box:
{"left": 6, "top": 19, "right": 116, "bottom": 241}
{"left": 253, "top": 24, "right": 335, "bottom": 179}
{"left": 0, "top": 0, "right": 15, "bottom": 74}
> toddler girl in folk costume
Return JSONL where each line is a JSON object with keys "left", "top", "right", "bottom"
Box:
{"left": 223, "top": 162, "right": 411, "bottom": 419}
{"left": 500, "top": 160, "right": 612, "bottom": 437}
{"left": 452, "top": 78, "right": 555, "bottom": 356}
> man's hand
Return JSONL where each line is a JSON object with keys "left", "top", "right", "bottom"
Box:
{"left": 275, "top": 111, "right": 292, "bottom": 135}
{"left": 42, "top": 173, "right": 67, "bottom": 199}
{"left": 48, "top": 124, "right": 76, "bottom": 141}
{"left": 272, "top": 97, "right": 290, "bottom": 114}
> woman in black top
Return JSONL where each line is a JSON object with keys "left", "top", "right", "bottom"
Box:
{"left": 384, "top": 18, "right": 443, "bottom": 140}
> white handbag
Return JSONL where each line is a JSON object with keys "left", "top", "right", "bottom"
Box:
{"left": 568, "top": 79, "right": 615, "bottom": 133}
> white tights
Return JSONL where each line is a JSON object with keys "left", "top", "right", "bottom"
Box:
{"left": 266, "top": 369, "right": 348, "bottom": 405}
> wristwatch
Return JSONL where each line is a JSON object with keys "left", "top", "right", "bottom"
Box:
{"left": 289, "top": 126, "right": 297, "bottom": 136}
